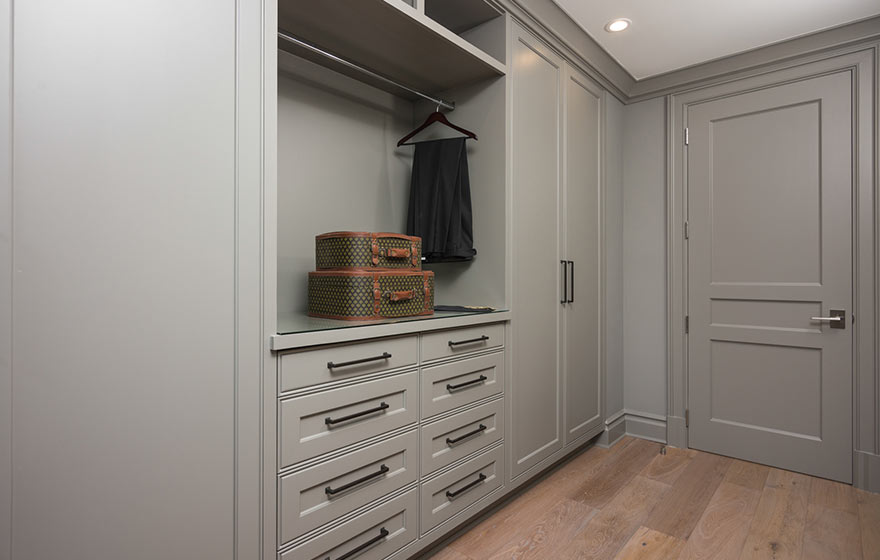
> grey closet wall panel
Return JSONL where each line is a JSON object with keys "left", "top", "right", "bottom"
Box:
{"left": 603, "top": 95, "right": 625, "bottom": 418}
{"left": 276, "top": 54, "right": 413, "bottom": 315}
{"left": 10, "top": 2, "right": 236, "bottom": 559}
{"left": 0, "top": 0, "right": 11, "bottom": 557}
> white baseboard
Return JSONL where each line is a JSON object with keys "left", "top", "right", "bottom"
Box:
{"left": 597, "top": 410, "right": 626, "bottom": 448}
{"left": 854, "top": 449, "right": 880, "bottom": 493}
{"left": 624, "top": 409, "right": 667, "bottom": 443}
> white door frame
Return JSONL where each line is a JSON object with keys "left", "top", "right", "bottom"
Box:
{"left": 665, "top": 46, "right": 878, "bottom": 490}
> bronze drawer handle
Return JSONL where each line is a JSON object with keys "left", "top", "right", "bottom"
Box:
{"left": 446, "top": 424, "right": 487, "bottom": 446}
{"left": 446, "top": 375, "right": 487, "bottom": 392}
{"left": 448, "top": 335, "right": 489, "bottom": 347}
{"left": 327, "top": 352, "right": 391, "bottom": 370}
{"left": 446, "top": 473, "right": 487, "bottom": 499}
{"left": 325, "top": 402, "right": 389, "bottom": 426}
{"left": 325, "top": 527, "right": 389, "bottom": 560}
{"left": 325, "top": 464, "right": 389, "bottom": 496}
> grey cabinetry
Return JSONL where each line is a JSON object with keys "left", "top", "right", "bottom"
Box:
{"left": 509, "top": 22, "right": 603, "bottom": 481}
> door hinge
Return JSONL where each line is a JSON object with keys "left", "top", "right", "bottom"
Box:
{"left": 685, "top": 409, "right": 690, "bottom": 427}
{"left": 685, "top": 315, "right": 689, "bottom": 333}
{"left": 684, "top": 221, "right": 689, "bottom": 239}
{"left": 685, "top": 127, "right": 689, "bottom": 145}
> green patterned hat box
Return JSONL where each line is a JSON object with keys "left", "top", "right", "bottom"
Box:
{"left": 308, "top": 270, "right": 434, "bottom": 320}
{"left": 315, "top": 231, "right": 422, "bottom": 271}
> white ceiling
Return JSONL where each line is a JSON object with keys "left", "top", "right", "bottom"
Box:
{"left": 552, "top": 0, "right": 880, "bottom": 79}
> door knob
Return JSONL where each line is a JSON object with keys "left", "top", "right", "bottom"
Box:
{"left": 810, "top": 309, "right": 846, "bottom": 329}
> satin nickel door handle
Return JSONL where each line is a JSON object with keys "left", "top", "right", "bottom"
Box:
{"left": 811, "top": 309, "right": 846, "bottom": 329}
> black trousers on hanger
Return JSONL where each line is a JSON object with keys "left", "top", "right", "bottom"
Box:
{"left": 406, "top": 137, "right": 477, "bottom": 263}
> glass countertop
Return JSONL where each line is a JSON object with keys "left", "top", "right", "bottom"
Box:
{"left": 277, "top": 309, "right": 509, "bottom": 335}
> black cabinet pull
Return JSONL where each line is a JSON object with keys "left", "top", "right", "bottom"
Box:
{"left": 325, "top": 527, "right": 389, "bottom": 560}
{"left": 448, "top": 335, "right": 489, "bottom": 347}
{"left": 325, "top": 464, "right": 389, "bottom": 496}
{"left": 561, "top": 260, "right": 568, "bottom": 304}
{"left": 325, "top": 402, "right": 389, "bottom": 426}
{"left": 446, "top": 424, "right": 487, "bottom": 446}
{"left": 446, "top": 473, "right": 487, "bottom": 499}
{"left": 568, "top": 260, "right": 574, "bottom": 303}
{"left": 446, "top": 375, "right": 487, "bottom": 392}
{"left": 327, "top": 352, "right": 391, "bottom": 370}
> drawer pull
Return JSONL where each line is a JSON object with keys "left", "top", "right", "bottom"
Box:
{"left": 446, "top": 424, "right": 487, "bottom": 446}
{"left": 448, "top": 335, "right": 489, "bottom": 347}
{"left": 446, "top": 375, "right": 487, "bottom": 392}
{"left": 325, "top": 464, "right": 390, "bottom": 496}
{"left": 325, "top": 527, "right": 389, "bottom": 560}
{"left": 325, "top": 402, "right": 390, "bottom": 426}
{"left": 327, "top": 352, "right": 392, "bottom": 370}
{"left": 446, "top": 473, "right": 487, "bottom": 499}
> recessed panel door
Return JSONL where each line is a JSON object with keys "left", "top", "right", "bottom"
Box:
{"left": 687, "top": 71, "right": 853, "bottom": 482}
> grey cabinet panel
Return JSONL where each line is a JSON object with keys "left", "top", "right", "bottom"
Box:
{"left": 420, "top": 352, "right": 504, "bottom": 419}
{"left": 279, "top": 371, "right": 419, "bottom": 468}
{"left": 419, "top": 445, "right": 504, "bottom": 535}
{"left": 280, "top": 488, "right": 419, "bottom": 560}
{"left": 509, "top": 23, "right": 564, "bottom": 479}
{"left": 279, "top": 336, "right": 418, "bottom": 394}
{"left": 279, "top": 430, "right": 419, "bottom": 545}
{"left": 420, "top": 399, "right": 504, "bottom": 475}
{"left": 420, "top": 323, "right": 505, "bottom": 363}
{"left": 562, "top": 64, "right": 603, "bottom": 446}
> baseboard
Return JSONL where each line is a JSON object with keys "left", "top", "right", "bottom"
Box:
{"left": 623, "top": 409, "right": 667, "bottom": 444}
{"left": 596, "top": 410, "right": 626, "bottom": 448}
{"left": 666, "top": 415, "right": 687, "bottom": 448}
{"left": 854, "top": 449, "right": 880, "bottom": 493}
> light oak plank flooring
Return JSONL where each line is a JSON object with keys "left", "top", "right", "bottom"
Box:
{"left": 425, "top": 437, "right": 877, "bottom": 560}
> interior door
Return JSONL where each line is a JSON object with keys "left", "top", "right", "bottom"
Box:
{"left": 509, "top": 23, "right": 564, "bottom": 479}
{"left": 562, "top": 64, "right": 603, "bottom": 446}
{"left": 687, "top": 71, "right": 853, "bottom": 482}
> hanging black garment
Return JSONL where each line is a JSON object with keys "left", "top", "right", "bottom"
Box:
{"left": 406, "top": 137, "right": 477, "bottom": 263}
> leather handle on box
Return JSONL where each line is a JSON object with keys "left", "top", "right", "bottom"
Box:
{"left": 385, "top": 248, "right": 411, "bottom": 259}
{"left": 389, "top": 290, "right": 414, "bottom": 302}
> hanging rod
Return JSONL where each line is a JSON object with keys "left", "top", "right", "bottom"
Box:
{"left": 277, "top": 31, "right": 456, "bottom": 111}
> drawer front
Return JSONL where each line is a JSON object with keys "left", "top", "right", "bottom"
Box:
{"left": 280, "top": 372, "right": 419, "bottom": 468}
{"left": 420, "top": 399, "right": 504, "bottom": 476}
{"left": 280, "top": 488, "right": 418, "bottom": 560}
{"left": 279, "top": 336, "right": 418, "bottom": 394}
{"left": 420, "top": 323, "right": 504, "bottom": 363}
{"left": 280, "top": 430, "right": 419, "bottom": 545}
{"left": 420, "top": 352, "right": 504, "bottom": 419}
{"left": 420, "top": 445, "right": 504, "bottom": 534}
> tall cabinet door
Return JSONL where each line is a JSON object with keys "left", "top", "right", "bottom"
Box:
{"left": 509, "top": 23, "right": 564, "bottom": 480}
{"left": 562, "top": 65, "right": 603, "bottom": 446}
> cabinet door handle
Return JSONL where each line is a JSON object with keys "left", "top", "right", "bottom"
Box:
{"left": 561, "top": 260, "right": 568, "bottom": 304}
{"left": 568, "top": 260, "right": 574, "bottom": 303}
{"left": 327, "top": 352, "right": 392, "bottom": 370}
{"left": 325, "top": 402, "right": 389, "bottom": 426}
{"left": 325, "top": 464, "right": 389, "bottom": 496}
{"left": 446, "top": 424, "right": 487, "bottom": 446}
{"left": 446, "top": 375, "right": 487, "bottom": 392}
{"left": 448, "top": 335, "right": 489, "bottom": 347}
{"left": 446, "top": 473, "right": 487, "bottom": 499}
{"left": 325, "top": 527, "right": 389, "bottom": 560}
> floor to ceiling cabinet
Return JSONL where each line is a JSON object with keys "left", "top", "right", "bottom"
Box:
{"left": 508, "top": 22, "right": 603, "bottom": 481}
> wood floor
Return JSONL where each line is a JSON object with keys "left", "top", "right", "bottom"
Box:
{"left": 425, "top": 437, "right": 880, "bottom": 560}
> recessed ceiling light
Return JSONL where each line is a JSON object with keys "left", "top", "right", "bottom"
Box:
{"left": 604, "top": 18, "right": 631, "bottom": 33}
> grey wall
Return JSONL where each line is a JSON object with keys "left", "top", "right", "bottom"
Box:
{"left": 622, "top": 97, "right": 667, "bottom": 418}
{"left": 604, "top": 94, "right": 624, "bottom": 417}
{"left": 0, "top": 0, "right": 10, "bottom": 557}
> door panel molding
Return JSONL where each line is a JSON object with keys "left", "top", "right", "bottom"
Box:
{"left": 667, "top": 47, "right": 877, "bottom": 489}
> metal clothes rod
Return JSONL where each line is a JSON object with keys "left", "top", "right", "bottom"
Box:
{"left": 277, "top": 31, "right": 456, "bottom": 111}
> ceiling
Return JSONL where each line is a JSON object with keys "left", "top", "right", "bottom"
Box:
{"left": 551, "top": 0, "right": 880, "bottom": 80}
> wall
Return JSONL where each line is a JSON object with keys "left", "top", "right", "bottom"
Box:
{"left": 0, "top": 0, "right": 10, "bottom": 557}
{"left": 603, "top": 94, "right": 624, "bottom": 423}
{"left": 621, "top": 97, "right": 668, "bottom": 438}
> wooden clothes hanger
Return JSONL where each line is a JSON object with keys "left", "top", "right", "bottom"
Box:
{"left": 397, "top": 104, "right": 478, "bottom": 147}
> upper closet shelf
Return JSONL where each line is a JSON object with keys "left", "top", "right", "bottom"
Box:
{"left": 278, "top": 0, "right": 507, "bottom": 100}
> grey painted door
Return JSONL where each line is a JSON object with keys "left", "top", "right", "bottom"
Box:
{"left": 687, "top": 71, "right": 853, "bottom": 482}
{"left": 562, "top": 64, "right": 603, "bottom": 446}
{"left": 509, "top": 23, "right": 564, "bottom": 479}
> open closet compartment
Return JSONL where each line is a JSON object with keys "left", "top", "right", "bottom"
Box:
{"left": 274, "top": 0, "right": 509, "bottom": 343}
